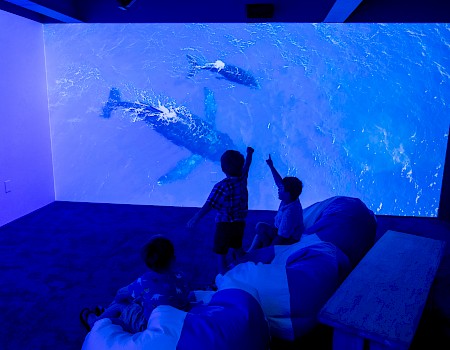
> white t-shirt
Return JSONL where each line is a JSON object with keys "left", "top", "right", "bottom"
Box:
{"left": 274, "top": 199, "right": 305, "bottom": 241}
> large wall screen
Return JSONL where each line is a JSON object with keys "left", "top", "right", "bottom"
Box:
{"left": 44, "top": 23, "right": 449, "bottom": 216}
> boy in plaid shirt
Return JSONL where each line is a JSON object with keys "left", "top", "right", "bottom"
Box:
{"left": 187, "top": 147, "right": 254, "bottom": 274}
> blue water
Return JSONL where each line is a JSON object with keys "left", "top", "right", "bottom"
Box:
{"left": 43, "top": 23, "right": 450, "bottom": 216}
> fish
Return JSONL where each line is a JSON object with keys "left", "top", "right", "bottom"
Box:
{"left": 101, "top": 87, "right": 236, "bottom": 184}
{"left": 186, "top": 54, "right": 260, "bottom": 89}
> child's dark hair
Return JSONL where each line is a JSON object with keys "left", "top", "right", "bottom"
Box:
{"left": 141, "top": 235, "right": 175, "bottom": 272}
{"left": 221, "top": 150, "right": 244, "bottom": 177}
{"left": 282, "top": 177, "right": 303, "bottom": 200}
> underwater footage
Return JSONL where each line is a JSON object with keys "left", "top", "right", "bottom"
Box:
{"left": 44, "top": 23, "right": 449, "bottom": 216}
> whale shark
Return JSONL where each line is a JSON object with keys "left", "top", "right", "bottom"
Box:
{"left": 186, "top": 54, "right": 260, "bottom": 89}
{"left": 101, "top": 87, "right": 236, "bottom": 184}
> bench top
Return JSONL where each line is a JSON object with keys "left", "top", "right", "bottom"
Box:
{"left": 318, "top": 230, "right": 445, "bottom": 348}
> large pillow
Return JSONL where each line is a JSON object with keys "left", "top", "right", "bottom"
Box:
{"left": 178, "top": 288, "right": 269, "bottom": 350}
{"left": 81, "top": 308, "right": 185, "bottom": 350}
{"left": 217, "top": 240, "right": 342, "bottom": 340}
{"left": 303, "top": 196, "right": 377, "bottom": 268}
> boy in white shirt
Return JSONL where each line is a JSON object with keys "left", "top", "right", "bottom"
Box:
{"left": 247, "top": 154, "right": 304, "bottom": 251}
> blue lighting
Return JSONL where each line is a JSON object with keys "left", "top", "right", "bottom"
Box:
{"left": 44, "top": 23, "right": 450, "bottom": 216}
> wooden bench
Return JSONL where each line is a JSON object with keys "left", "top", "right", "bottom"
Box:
{"left": 318, "top": 230, "right": 446, "bottom": 350}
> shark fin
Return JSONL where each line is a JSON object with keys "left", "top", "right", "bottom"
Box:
{"left": 157, "top": 154, "right": 204, "bottom": 185}
{"left": 102, "top": 88, "right": 121, "bottom": 119}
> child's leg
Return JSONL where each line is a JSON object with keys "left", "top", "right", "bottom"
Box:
{"left": 233, "top": 246, "right": 246, "bottom": 258}
{"left": 226, "top": 246, "right": 246, "bottom": 272}
{"left": 247, "top": 234, "right": 262, "bottom": 252}
{"left": 213, "top": 223, "right": 233, "bottom": 275}
{"left": 217, "top": 253, "right": 228, "bottom": 275}
{"left": 226, "top": 221, "right": 246, "bottom": 268}
{"left": 93, "top": 302, "right": 126, "bottom": 326}
{"left": 248, "top": 222, "right": 277, "bottom": 251}
{"left": 118, "top": 302, "right": 147, "bottom": 333}
{"left": 83, "top": 310, "right": 99, "bottom": 330}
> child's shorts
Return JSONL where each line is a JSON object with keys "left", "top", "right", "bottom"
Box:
{"left": 213, "top": 221, "right": 245, "bottom": 255}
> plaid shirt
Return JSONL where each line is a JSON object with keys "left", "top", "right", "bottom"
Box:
{"left": 207, "top": 176, "right": 249, "bottom": 223}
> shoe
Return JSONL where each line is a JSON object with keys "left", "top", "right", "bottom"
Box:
{"left": 117, "top": 0, "right": 137, "bottom": 10}
{"left": 94, "top": 305, "right": 105, "bottom": 316}
{"left": 80, "top": 307, "right": 95, "bottom": 332}
{"left": 206, "top": 283, "right": 218, "bottom": 291}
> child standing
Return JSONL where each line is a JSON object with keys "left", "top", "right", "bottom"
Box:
{"left": 247, "top": 154, "right": 304, "bottom": 251}
{"left": 187, "top": 147, "right": 254, "bottom": 274}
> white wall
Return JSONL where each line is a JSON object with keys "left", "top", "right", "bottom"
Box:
{"left": 0, "top": 10, "right": 54, "bottom": 227}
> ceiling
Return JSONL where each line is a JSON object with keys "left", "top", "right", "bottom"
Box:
{"left": 0, "top": 0, "right": 449, "bottom": 24}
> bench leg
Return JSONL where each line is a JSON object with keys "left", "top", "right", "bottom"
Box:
{"left": 370, "top": 340, "right": 408, "bottom": 350}
{"left": 332, "top": 329, "right": 364, "bottom": 350}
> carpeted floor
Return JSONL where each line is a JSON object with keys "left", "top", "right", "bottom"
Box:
{"left": 0, "top": 201, "right": 449, "bottom": 349}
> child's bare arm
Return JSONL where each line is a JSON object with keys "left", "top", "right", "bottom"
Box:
{"left": 266, "top": 154, "right": 283, "bottom": 188}
{"left": 186, "top": 202, "right": 212, "bottom": 228}
{"left": 242, "top": 146, "right": 254, "bottom": 176}
{"left": 114, "top": 282, "right": 135, "bottom": 303}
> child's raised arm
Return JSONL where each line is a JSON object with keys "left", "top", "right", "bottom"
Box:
{"left": 242, "top": 146, "right": 254, "bottom": 176}
{"left": 266, "top": 154, "right": 283, "bottom": 188}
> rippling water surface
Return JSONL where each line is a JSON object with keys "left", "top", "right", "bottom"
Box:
{"left": 44, "top": 23, "right": 450, "bottom": 216}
